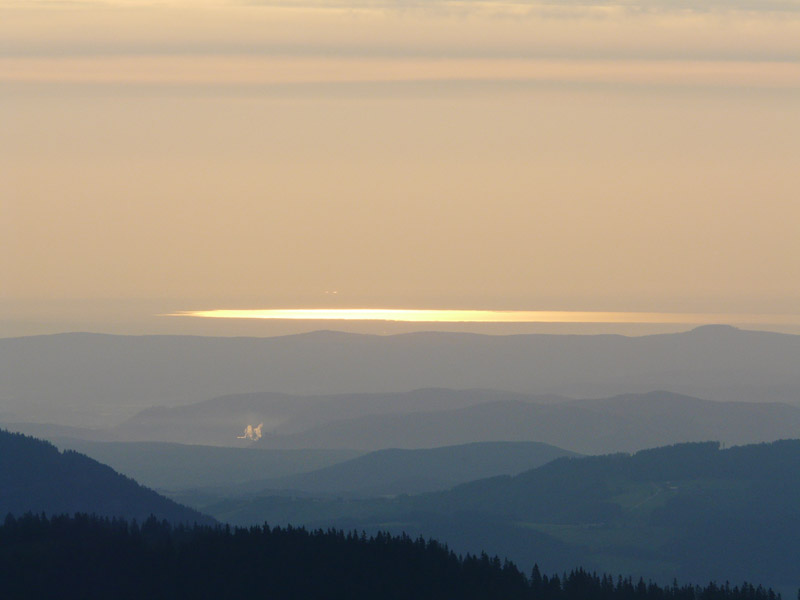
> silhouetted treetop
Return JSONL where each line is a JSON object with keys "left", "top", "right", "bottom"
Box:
{"left": 0, "top": 513, "right": 785, "bottom": 600}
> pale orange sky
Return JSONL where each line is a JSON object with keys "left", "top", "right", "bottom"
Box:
{"left": 2, "top": 0, "right": 800, "bottom": 337}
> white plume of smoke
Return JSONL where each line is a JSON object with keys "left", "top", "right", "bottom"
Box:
{"left": 237, "top": 423, "right": 263, "bottom": 441}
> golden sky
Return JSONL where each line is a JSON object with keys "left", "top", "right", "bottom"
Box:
{"left": 2, "top": 0, "right": 800, "bottom": 336}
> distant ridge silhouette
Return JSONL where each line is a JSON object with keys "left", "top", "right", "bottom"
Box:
{"left": 2, "top": 326, "right": 800, "bottom": 427}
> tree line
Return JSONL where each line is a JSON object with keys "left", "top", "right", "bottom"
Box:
{"left": 0, "top": 512, "right": 788, "bottom": 600}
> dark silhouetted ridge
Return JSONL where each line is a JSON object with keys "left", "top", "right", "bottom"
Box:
{"left": 0, "top": 512, "right": 786, "bottom": 600}
{"left": 0, "top": 429, "right": 213, "bottom": 524}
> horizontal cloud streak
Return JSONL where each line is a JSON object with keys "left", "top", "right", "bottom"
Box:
{"left": 3, "top": 56, "right": 798, "bottom": 89}
{"left": 4, "top": 0, "right": 799, "bottom": 334}
{"left": 171, "top": 309, "right": 800, "bottom": 325}
{"left": 3, "top": 0, "right": 799, "bottom": 61}
{"left": 6, "top": 0, "right": 800, "bottom": 13}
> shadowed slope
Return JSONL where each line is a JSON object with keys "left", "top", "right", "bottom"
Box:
{"left": 0, "top": 429, "right": 213, "bottom": 524}
{"left": 240, "top": 441, "right": 577, "bottom": 496}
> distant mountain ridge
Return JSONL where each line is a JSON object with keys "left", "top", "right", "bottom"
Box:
{"left": 0, "top": 429, "right": 213, "bottom": 524}
{"left": 111, "top": 388, "right": 537, "bottom": 446}
{"left": 13, "top": 389, "right": 800, "bottom": 455}
{"left": 249, "top": 390, "right": 800, "bottom": 454}
{"left": 2, "top": 326, "right": 800, "bottom": 426}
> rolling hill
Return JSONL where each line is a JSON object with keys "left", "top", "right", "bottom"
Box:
{"left": 191, "top": 440, "right": 800, "bottom": 591}
{"left": 229, "top": 441, "right": 577, "bottom": 496}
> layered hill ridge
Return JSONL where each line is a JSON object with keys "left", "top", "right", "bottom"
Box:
{"left": 47, "top": 441, "right": 362, "bottom": 491}
{"left": 19, "top": 439, "right": 574, "bottom": 496}
{"left": 0, "top": 429, "right": 213, "bottom": 524}
{"left": 111, "top": 388, "right": 535, "bottom": 446}
{"left": 3, "top": 326, "right": 800, "bottom": 426}
{"left": 233, "top": 441, "right": 578, "bottom": 496}
{"left": 245, "top": 390, "right": 800, "bottom": 454}
{"left": 15, "top": 389, "right": 800, "bottom": 455}
{"left": 193, "top": 440, "right": 800, "bottom": 590}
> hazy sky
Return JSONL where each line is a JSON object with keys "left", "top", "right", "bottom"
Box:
{"left": 3, "top": 0, "right": 799, "bottom": 337}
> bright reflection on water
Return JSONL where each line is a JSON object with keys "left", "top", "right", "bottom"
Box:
{"left": 168, "top": 309, "right": 800, "bottom": 325}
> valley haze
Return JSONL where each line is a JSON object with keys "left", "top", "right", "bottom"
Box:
{"left": 2, "top": 325, "right": 799, "bottom": 428}
{"left": 3, "top": 327, "right": 800, "bottom": 597}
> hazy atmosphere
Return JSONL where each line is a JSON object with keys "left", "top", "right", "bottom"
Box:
{"left": 3, "top": 2, "right": 800, "bottom": 599}
{"left": 3, "top": 0, "right": 800, "bottom": 337}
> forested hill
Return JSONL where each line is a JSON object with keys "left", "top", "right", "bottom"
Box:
{"left": 432, "top": 440, "right": 800, "bottom": 519}
{"left": 198, "top": 440, "right": 800, "bottom": 589}
{"left": 0, "top": 513, "right": 787, "bottom": 600}
{"left": 0, "top": 430, "right": 213, "bottom": 524}
{"left": 413, "top": 440, "right": 800, "bottom": 586}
